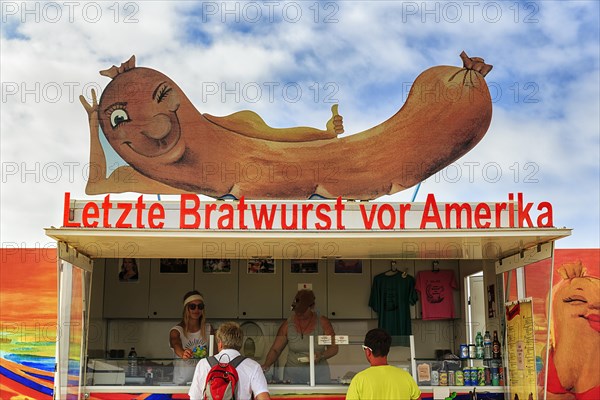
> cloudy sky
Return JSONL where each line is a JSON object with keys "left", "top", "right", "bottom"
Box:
{"left": 1, "top": 1, "right": 598, "bottom": 250}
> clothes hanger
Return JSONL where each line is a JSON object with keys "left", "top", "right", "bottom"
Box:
{"left": 385, "top": 261, "right": 399, "bottom": 276}
{"left": 385, "top": 261, "right": 409, "bottom": 277}
{"left": 432, "top": 260, "right": 440, "bottom": 273}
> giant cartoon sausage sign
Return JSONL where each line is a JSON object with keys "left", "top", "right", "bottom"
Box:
{"left": 80, "top": 52, "right": 492, "bottom": 200}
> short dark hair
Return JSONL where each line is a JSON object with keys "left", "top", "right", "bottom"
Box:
{"left": 364, "top": 328, "right": 391, "bottom": 357}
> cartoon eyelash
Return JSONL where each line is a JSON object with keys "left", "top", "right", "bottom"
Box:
{"left": 105, "top": 102, "right": 127, "bottom": 116}
{"left": 156, "top": 84, "right": 172, "bottom": 103}
{"left": 563, "top": 297, "right": 587, "bottom": 303}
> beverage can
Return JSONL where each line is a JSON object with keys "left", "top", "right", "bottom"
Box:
{"left": 470, "top": 369, "right": 478, "bottom": 386}
{"left": 477, "top": 367, "right": 485, "bottom": 386}
{"left": 455, "top": 370, "right": 464, "bottom": 386}
{"left": 463, "top": 368, "right": 471, "bottom": 385}
{"left": 468, "top": 344, "right": 476, "bottom": 359}
{"left": 448, "top": 370, "right": 455, "bottom": 386}
{"left": 460, "top": 344, "right": 469, "bottom": 359}
{"left": 491, "top": 367, "right": 500, "bottom": 386}
{"left": 476, "top": 345, "right": 484, "bottom": 359}
{"left": 484, "top": 366, "right": 491, "bottom": 385}
{"left": 431, "top": 370, "right": 439, "bottom": 386}
{"left": 498, "top": 367, "right": 505, "bottom": 386}
{"left": 439, "top": 371, "right": 448, "bottom": 386}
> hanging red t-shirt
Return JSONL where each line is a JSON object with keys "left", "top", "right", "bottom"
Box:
{"left": 415, "top": 270, "right": 458, "bottom": 320}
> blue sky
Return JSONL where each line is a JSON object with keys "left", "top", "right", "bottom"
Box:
{"left": 1, "top": 1, "right": 598, "bottom": 249}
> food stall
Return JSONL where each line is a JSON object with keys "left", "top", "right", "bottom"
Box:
{"left": 43, "top": 52, "right": 576, "bottom": 400}
{"left": 46, "top": 193, "right": 570, "bottom": 399}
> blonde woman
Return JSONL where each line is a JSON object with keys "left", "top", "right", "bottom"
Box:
{"left": 170, "top": 291, "right": 214, "bottom": 384}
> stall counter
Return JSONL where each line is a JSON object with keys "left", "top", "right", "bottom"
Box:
{"left": 84, "top": 384, "right": 505, "bottom": 399}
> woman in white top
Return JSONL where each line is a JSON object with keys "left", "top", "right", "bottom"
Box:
{"left": 169, "top": 290, "right": 214, "bottom": 384}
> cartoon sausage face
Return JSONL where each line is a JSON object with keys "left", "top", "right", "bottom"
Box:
{"left": 554, "top": 276, "right": 600, "bottom": 340}
{"left": 91, "top": 52, "right": 493, "bottom": 200}
{"left": 99, "top": 68, "right": 186, "bottom": 167}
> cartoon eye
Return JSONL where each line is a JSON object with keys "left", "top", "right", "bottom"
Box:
{"left": 110, "top": 109, "right": 129, "bottom": 128}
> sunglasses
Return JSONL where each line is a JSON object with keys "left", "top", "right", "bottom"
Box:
{"left": 361, "top": 345, "right": 373, "bottom": 352}
{"left": 188, "top": 303, "right": 205, "bottom": 310}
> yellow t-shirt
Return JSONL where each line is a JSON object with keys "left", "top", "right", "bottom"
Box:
{"left": 346, "top": 365, "right": 421, "bottom": 400}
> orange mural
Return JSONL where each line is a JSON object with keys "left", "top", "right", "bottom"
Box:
{"left": 81, "top": 52, "right": 493, "bottom": 199}
{"left": 0, "top": 248, "right": 57, "bottom": 399}
{"left": 524, "top": 249, "right": 600, "bottom": 400}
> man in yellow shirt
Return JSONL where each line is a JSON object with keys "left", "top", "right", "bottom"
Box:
{"left": 346, "top": 328, "right": 422, "bottom": 400}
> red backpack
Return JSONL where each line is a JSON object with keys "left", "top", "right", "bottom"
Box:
{"left": 203, "top": 354, "right": 246, "bottom": 400}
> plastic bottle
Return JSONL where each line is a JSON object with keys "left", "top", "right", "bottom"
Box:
{"left": 492, "top": 331, "right": 501, "bottom": 359}
{"left": 483, "top": 331, "right": 492, "bottom": 359}
{"left": 128, "top": 347, "right": 138, "bottom": 377}
{"left": 475, "top": 331, "right": 484, "bottom": 359}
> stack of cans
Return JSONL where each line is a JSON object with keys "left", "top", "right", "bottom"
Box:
{"left": 463, "top": 367, "right": 472, "bottom": 385}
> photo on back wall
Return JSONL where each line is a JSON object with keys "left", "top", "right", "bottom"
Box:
{"left": 334, "top": 259, "right": 363, "bottom": 274}
{"left": 248, "top": 258, "right": 275, "bottom": 274}
{"left": 118, "top": 258, "right": 140, "bottom": 282}
{"left": 202, "top": 259, "right": 232, "bottom": 273}
{"left": 291, "top": 259, "right": 319, "bottom": 273}
{"left": 160, "top": 258, "right": 188, "bottom": 273}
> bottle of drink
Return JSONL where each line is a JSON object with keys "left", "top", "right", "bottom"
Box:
{"left": 128, "top": 347, "right": 138, "bottom": 376}
{"left": 475, "top": 331, "right": 484, "bottom": 359}
{"left": 484, "top": 330, "right": 493, "bottom": 359}
{"left": 492, "top": 331, "right": 501, "bottom": 359}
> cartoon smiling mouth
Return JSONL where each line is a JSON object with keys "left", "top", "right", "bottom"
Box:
{"left": 585, "top": 314, "right": 600, "bottom": 332}
{"left": 123, "top": 114, "right": 182, "bottom": 158}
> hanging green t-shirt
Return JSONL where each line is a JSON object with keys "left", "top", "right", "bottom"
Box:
{"left": 369, "top": 272, "right": 418, "bottom": 346}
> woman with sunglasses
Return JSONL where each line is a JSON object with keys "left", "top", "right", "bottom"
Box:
{"left": 169, "top": 290, "right": 214, "bottom": 384}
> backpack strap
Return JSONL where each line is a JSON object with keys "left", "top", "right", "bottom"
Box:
{"left": 209, "top": 354, "right": 246, "bottom": 368}
{"left": 229, "top": 355, "right": 246, "bottom": 369}
{"left": 207, "top": 356, "right": 218, "bottom": 368}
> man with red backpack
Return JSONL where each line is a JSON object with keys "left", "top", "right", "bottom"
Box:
{"left": 189, "top": 321, "right": 270, "bottom": 400}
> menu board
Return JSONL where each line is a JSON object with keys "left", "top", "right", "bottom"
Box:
{"left": 506, "top": 299, "right": 538, "bottom": 400}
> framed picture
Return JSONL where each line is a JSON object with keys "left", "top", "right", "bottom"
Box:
{"left": 202, "top": 259, "right": 232, "bottom": 273}
{"left": 291, "top": 259, "right": 319, "bottom": 273}
{"left": 334, "top": 259, "right": 363, "bottom": 274}
{"left": 118, "top": 258, "right": 139, "bottom": 282}
{"left": 159, "top": 258, "right": 189, "bottom": 273}
{"left": 247, "top": 258, "right": 275, "bottom": 274}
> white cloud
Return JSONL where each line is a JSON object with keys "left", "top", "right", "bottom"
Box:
{"left": 1, "top": 1, "right": 598, "bottom": 249}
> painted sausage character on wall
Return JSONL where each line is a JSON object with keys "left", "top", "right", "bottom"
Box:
{"left": 540, "top": 261, "right": 600, "bottom": 400}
